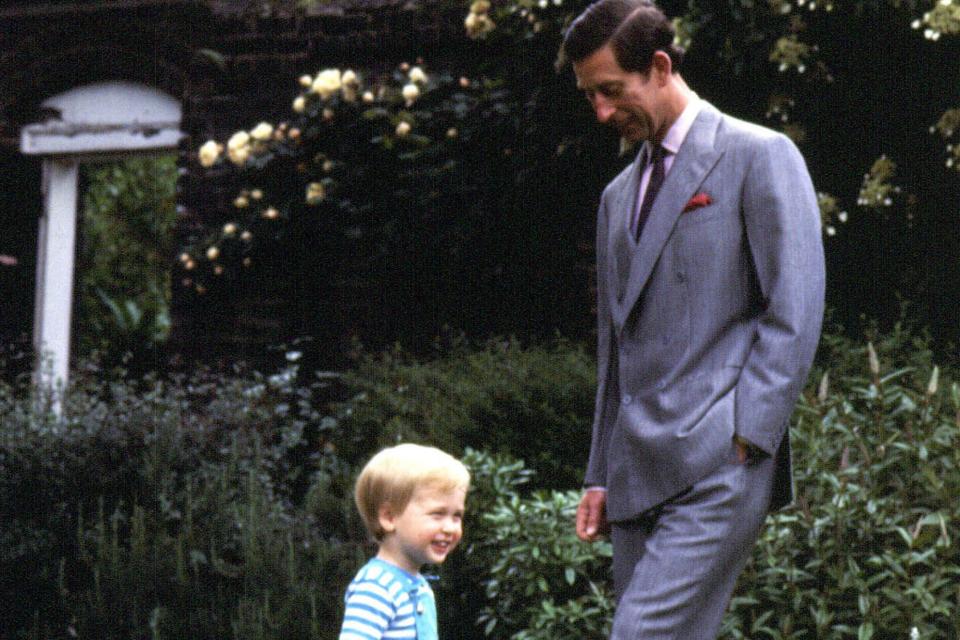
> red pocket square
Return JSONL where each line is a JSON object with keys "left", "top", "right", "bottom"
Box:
{"left": 683, "top": 193, "right": 713, "bottom": 213}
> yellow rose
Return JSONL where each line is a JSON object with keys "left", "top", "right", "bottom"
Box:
{"left": 241, "top": 231, "right": 253, "bottom": 242}
{"left": 292, "top": 95, "right": 307, "bottom": 113}
{"left": 395, "top": 121, "right": 412, "bottom": 137}
{"left": 402, "top": 83, "right": 420, "bottom": 106}
{"left": 179, "top": 252, "right": 191, "bottom": 263}
{"left": 470, "top": 0, "right": 491, "bottom": 13}
{"left": 227, "top": 131, "right": 250, "bottom": 150}
{"left": 250, "top": 121, "right": 273, "bottom": 141}
{"left": 198, "top": 140, "right": 222, "bottom": 168}
{"left": 342, "top": 69, "right": 359, "bottom": 86}
{"left": 223, "top": 222, "right": 238, "bottom": 235}
{"left": 250, "top": 189, "right": 263, "bottom": 200}
{"left": 465, "top": 12, "right": 495, "bottom": 38}
{"left": 312, "top": 68, "right": 342, "bottom": 99}
{"left": 299, "top": 74, "right": 313, "bottom": 88}
{"left": 206, "top": 246, "right": 220, "bottom": 261}
{"left": 234, "top": 195, "right": 249, "bottom": 208}
{"left": 362, "top": 91, "right": 375, "bottom": 103}
{"left": 227, "top": 145, "right": 250, "bottom": 166}
{"left": 408, "top": 66, "right": 428, "bottom": 84}
{"left": 306, "top": 182, "right": 326, "bottom": 204}
{"left": 263, "top": 207, "right": 280, "bottom": 220}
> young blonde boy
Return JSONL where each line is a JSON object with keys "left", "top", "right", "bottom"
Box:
{"left": 338, "top": 443, "right": 470, "bottom": 640}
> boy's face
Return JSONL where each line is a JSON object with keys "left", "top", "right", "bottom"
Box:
{"left": 377, "top": 483, "right": 466, "bottom": 574}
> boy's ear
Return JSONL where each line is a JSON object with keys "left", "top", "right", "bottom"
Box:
{"left": 378, "top": 503, "right": 396, "bottom": 534}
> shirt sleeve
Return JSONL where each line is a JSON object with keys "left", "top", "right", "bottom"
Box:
{"left": 339, "top": 580, "right": 397, "bottom": 640}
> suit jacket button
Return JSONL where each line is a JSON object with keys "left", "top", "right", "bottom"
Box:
{"left": 621, "top": 394, "right": 632, "bottom": 405}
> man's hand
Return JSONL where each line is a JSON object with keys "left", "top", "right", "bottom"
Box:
{"left": 576, "top": 488, "right": 610, "bottom": 542}
{"left": 733, "top": 434, "right": 765, "bottom": 464}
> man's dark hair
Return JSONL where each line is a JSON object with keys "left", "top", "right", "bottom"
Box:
{"left": 559, "top": 0, "right": 683, "bottom": 73}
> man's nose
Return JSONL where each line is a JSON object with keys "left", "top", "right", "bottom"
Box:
{"left": 593, "top": 97, "right": 615, "bottom": 123}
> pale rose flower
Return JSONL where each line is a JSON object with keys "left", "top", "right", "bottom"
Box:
{"left": 179, "top": 252, "right": 191, "bottom": 263}
{"left": 322, "top": 159, "right": 335, "bottom": 173}
{"left": 447, "top": 127, "right": 458, "bottom": 138}
{"left": 299, "top": 74, "right": 313, "bottom": 88}
{"left": 395, "top": 121, "right": 412, "bottom": 137}
{"left": 263, "top": 207, "right": 280, "bottom": 220}
{"left": 288, "top": 128, "right": 301, "bottom": 140}
{"left": 250, "top": 122, "right": 273, "bottom": 141}
{"left": 408, "top": 66, "right": 428, "bottom": 84}
{"left": 470, "top": 0, "right": 490, "bottom": 13}
{"left": 465, "top": 12, "right": 495, "bottom": 38}
{"left": 402, "top": 83, "right": 420, "bottom": 105}
{"left": 241, "top": 231, "right": 253, "bottom": 241}
{"left": 234, "top": 195, "right": 249, "bottom": 208}
{"left": 227, "top": 131, "right": 250, "bottom": 150}
{"left": 223, "top": 222, "right": 238, "bottom": 235}
{"left": 213, "top": 265, "right": 224, "bottom": 276}
{"left": 342, "top": 69, "right": 359, "bottom": 86}
{"left": 362, "top": 91, "right": 375, "bottom": 103}
{"left": 312, "top": 69, "right": 342, "bottom": 99}
{"left": 459, "top": 76, "right": 471, "bottom": 88}
{"left": 306, "top": 182, "right": 326, "bottom": 204}
{"left": 250, "top": 189, "right": 264, "bottom": 200}
{"left": 323, "top": 108, "right": 335, "bottom": 121}
{"left": 198, "top": 140, "right": 222, "bottom": 168}
{"left": 227, "top": 145, "right": 250, "bottom": 166}
{"left": 243, "top": 257, "right": 253, "bottom": 267}
{"left": 292, "top": 95, "right": 307, "bottom": 113}
{"left": 206, "top": 246, "right": 220, "bottom": 261}
{"left": 184, "top": 259, "right": 196, "bottom": 271}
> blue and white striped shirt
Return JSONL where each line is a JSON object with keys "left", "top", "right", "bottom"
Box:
{"left": 338, "top": 558, "right": 437, "bottom": 640}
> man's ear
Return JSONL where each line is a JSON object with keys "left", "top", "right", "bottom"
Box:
{"left": 378, "top": 503, "right": 396, "bottom": 534}
{"left": 651, "top": 50, "right": 673, "bottom": 83}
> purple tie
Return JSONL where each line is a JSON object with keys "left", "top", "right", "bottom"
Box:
{"left": 635, "top": 144, "right": 666, "bottom": 241}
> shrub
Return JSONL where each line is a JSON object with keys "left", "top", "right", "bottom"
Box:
{"left": 0, "top": 359, "right": 361, "bottom": 640}
{"left": 441, "top": 448, "right": 613, "bottom": 640}
{"left": 330, "top": 337, "right": 596, "bottom": 489}
{"left": 722, "top": 331, "right": 960, "bottom": 639}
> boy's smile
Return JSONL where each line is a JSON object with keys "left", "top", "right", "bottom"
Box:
{"left": 377, "top": 483, "right": 466, "bottom": 574}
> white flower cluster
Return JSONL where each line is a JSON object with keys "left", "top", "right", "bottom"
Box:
{"left": 912, "top": 0, "right": 960, "bottom": 40}
{"left": 856, "top": 156, "right": 900, "bottom": 208}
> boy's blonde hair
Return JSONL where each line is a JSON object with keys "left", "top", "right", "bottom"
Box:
{"left": 354, "top": 443, "right": 470, "bottom": 541}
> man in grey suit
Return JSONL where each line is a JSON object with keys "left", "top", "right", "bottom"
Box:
{"left": 561, "top": 1, "right": 825, "bottom": 637}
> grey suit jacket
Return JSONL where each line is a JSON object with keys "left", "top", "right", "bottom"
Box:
{"left": 585, "top": 102, "right": 825, "bottom": 521}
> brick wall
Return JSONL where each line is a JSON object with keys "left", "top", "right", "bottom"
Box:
{"left": 0, "top": 0, "right": 477, "bottom": 367}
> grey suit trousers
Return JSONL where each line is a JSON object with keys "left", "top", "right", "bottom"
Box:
{"left": 609, "top": 443, "right": 775, "bottom": 640}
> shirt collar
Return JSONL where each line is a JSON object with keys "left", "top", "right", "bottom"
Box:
{"left": 659, "top": 94, "right": 701, "bottom": 156}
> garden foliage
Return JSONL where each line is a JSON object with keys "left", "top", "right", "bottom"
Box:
{"left": 1, "top": 329, "right": 959, "bottom": 638}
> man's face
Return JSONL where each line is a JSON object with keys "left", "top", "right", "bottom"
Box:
{"left": 573, "top": 45, "right": 660, "bottom": 144}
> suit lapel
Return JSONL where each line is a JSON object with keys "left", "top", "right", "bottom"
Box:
{"left": 607, "top": 148, "right": 644, "bottom": 315}
{"left": 611, "top": 103, "right": 725, "bottom": 331}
